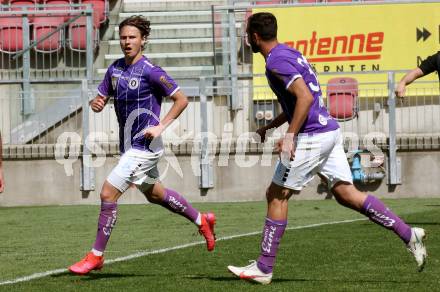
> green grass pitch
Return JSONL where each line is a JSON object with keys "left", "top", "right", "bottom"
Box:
{"left": 0, "top": 198, "right": 439, "bottom": 291}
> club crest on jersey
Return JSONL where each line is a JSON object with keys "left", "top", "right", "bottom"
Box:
{"left": 159, "top": 75, "right": 174, "bottom": 89}
{"left": 318, "top": 114, "right": 328, "bottom": 126}
{"left": 128, "top": 77, "right": 140, "bottom": 90}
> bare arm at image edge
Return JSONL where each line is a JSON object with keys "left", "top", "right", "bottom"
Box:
{"left": 0, "top": 132, "right": 4, "bottom": 193}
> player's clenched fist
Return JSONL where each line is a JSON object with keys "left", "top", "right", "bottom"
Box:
{"left": 395, "top": 82, "right": 406, "bottom": 98}
{"left": 90, "top": 95, "right": 107, "bottom": 112}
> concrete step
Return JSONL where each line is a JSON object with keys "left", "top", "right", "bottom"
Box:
{"left": 119, "top": 10, "right": 213, "bottom": 24}
{"left": 123, "top": 0, "right": 227, "bottom": 12}
{"left": 104, "top": 52, "right": 214, "bottom": 67}
{"left": 97, "top": 65, "right": 215, "bottom": 79}
{"left": 10, "top": 93, "right": 82, "bottom": 144}
{"left": 107, "top": 38, "right": 215, "bottom": 54}
{"left": 114, "top": 23, "right": 241, "bottom": 39}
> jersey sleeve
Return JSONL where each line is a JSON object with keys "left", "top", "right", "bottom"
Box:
{"left": 97, "top": 64, "right": 115, "bottom": 98}
{"left": 149, "top": 66, "right": 180, "bottom": 97}
{"left": 267, "top": 56, "right": 302, "bottom": 90}
{"left": 419, "top": 51, "right": 440, "bottom": 75}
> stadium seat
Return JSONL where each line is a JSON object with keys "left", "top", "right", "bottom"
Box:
{"left": 68, "top": 16, "right": 97, "bottom": 51}
{"left": 32, "top": 16, "right": 64, "bottom": 53}
{"left": 10, "top": 0, "right": 36, "bottom": 21}
{"left": 0, "top": 17, "right": 23, "bottom": 53}
{"left": 327, "top": 77, "right": 358, "bottom": 121}
{"left": 41, "top": 0, "right": 72, "bottom": 22}
{"left": 255, "top": 0, "right": 281, "bottom": 3}
{"left": 81, "top": 0, "right": 106, "bottom": 27}
{"left": 298, "top": 0, "right": 319, "bottom": 3}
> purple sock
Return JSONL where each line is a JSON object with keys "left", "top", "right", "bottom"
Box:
{"left": 92, "top": 201, "right": 118, "bottom": 253}
{"left": 160, "top": 188, "right": 199, "bottom": 223}
{"left": 257, "top": 217, "right": 287, "bottom": 274}
{"left": 361, "top": 194, "right": 412, "bottom": 244}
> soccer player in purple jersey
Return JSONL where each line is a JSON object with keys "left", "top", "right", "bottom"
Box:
{"left": 68, "top": 16, "right": 216, "bottom": 275}
{"left": 228, "top": 12, "right": 427, "bottom": 284}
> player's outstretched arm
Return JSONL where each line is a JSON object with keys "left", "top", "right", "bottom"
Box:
{"left": 395, "top": 68, "right": 424, "bottom": 98}
{"left": 89, "top": 95, "right": 108, "bottom": 113}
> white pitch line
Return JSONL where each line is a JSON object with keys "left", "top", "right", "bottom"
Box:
{"left": 0, "top": 218, "right": 365, "bottom": 286}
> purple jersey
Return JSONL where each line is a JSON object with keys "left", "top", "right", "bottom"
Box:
{"left": 98, "top": 56, "right": 179, "bottom": 153}
{"left": 266, "top": 44, "right": 339, "bottom": 134}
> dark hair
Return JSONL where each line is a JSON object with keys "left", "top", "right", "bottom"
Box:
{"left": 119, "top": 15, "right": 151, "bottom": 39}
{"left": 247, "top": 12, "right": 277, "bottom": 41}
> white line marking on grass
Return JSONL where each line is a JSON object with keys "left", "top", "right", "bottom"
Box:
{"left": 0, "top": 218, "right": 365, "bottom": 286}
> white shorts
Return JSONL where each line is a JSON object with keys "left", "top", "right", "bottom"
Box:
{"left": 272, "top": 129, "right": 353, "bottom": 191}
{"left": 107, "top": 148, "right": 163, "bottom": 193}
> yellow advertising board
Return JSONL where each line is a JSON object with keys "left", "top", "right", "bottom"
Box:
{"left": 252, "top": 2, "right": 440, "bottom": 100}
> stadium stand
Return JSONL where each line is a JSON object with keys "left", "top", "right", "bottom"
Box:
{"left": 0, "top": 0, "right": 108, "bottom": 53}
{"left": 41, "top": 0, "right": 71, "bottom": 21}
{"left": 32, "top": 16, "right": 64, "bottom": 52}
{"left": 327, "top": 77, "right": 359, "bottom": 121}
{"left": 68, "top": 15, "right": 99, "bottom": 51}
{"left": 326, "top": 0, "right": 352, "bottom": 3}
{"left": 10, "top": 0, "right": 36, "bottom": 21}
{"left": 0, "top": 16, "right": 23, "bottom": 53}
{"left": 100, "top": 0, "right": 228, "bottom": 78}
{"left": 81, "top": 0, "right": 106, "bottom": 25}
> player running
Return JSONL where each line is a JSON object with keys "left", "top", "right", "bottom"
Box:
{"left": 69, "top": 16, "right": 216, "bottom": 275}
{"left": 227, "top": 12, "right": 427, "bottom": 285}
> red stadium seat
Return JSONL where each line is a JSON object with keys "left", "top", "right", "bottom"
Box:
{"left": 327, "top": 77, "right": 358, "bottom": 121}
{"left": 255, "top": 1, "right": 281, "bottom": 3}
{"left": 0, "top": 17, "right": 23, "bottom": 53}
{"left": 298, "top": 0, "right": 319, "bottom": 3}
{"left": 81, "top": 0, "right": 106, "bottom": 27}
{"left": 41, "top": 0, "right": 72, "bottom": 22}
{"left": 68, "top": 16, "right": 97, "bottom": 51}
{"left": 32, "top": 16, "right": 64, "bottom": 53}
{"left": 10, "top": 0, "right": 37, "bottom": 21}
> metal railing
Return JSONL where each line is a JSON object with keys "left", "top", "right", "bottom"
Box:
{"left": 2, "top": 74, "right": 439, "bottom": 147}
{"left": 1, "top": 1, "right": 440, "bottom": 191}
{"left": 1, "top": 74, "right": 439, "bottom": 190}
{"left": 0, "top": 4, "right": 95, "bottom": 118}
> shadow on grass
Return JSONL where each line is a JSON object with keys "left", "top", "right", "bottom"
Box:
{"left": 53, "top": 272, "right": 143, "bottom": 281}
{"left": 186, "top": 274, "right": 303, "bottom": 283}
{"left": 406, "top": 222, "right": 440, "bottom": 225}
{"left": 298, "top": 278, "right": 422, "bottom": 285}
{"left": 80, "top": 273, "right": 143, "bottom": 281}
{"left": 186, "top": 274, "right": 421, "bottom": 285}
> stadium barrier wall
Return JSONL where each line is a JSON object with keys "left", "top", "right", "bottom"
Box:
{"left": 0, "top": 75, "right": 440, "bottom": 206}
